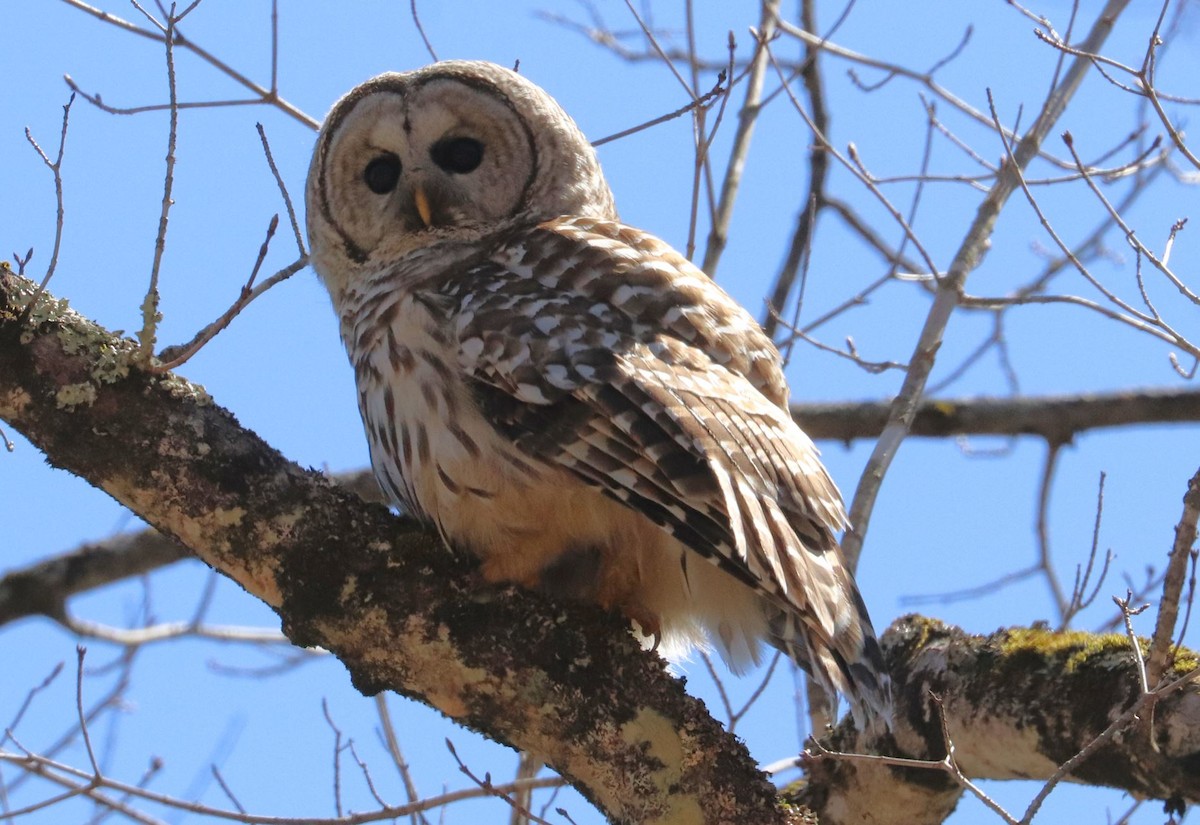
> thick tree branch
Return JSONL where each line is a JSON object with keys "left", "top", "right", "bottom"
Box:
{"left": 0, "top": 529, "right": 188, "bottom": 627}
{"left": 797, "top": 616, "right": 1200, "bottom": 825}
{"left": 792, "top": 388, "right": 1200, "bottom": 444}
{"left": 0, "top": 267, "right": 789, "bottom": 825}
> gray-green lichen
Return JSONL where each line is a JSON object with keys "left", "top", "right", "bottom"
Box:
{"left": 4, "top": 268, "right": 213, "bottom": 407}
{"left": 55, "top": 381, "right": 98, "bottom": 409}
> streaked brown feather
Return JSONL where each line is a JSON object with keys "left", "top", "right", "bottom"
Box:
{"left": 441, "top": 217, "right": 891, "bottom": 726}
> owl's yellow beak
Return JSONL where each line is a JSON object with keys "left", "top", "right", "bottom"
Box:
{"left": 413, "top": 186, "right": 433, "bottom": 228}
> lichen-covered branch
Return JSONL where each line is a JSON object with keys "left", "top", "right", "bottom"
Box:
{"left": 796, "top": 616, "right": 1200, "bottom": 825}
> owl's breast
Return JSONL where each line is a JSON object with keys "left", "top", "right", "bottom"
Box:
{"left": 346, "top": 288, "right": 557, "bottom": 547}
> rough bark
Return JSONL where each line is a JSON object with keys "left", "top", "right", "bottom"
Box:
{"left": 796, "top": 617, "right": 1200, "bottom": 824}
{"left": 3, "top": 267, "right": 1198, "bottom": 823}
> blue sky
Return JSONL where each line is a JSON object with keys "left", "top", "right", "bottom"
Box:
{"left": 2, "top": 2, "right": 1198, "bottom": 823}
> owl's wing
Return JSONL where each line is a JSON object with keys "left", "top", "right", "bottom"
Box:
{"left": 444, "top": 217, "right": 888, "bottom": 723}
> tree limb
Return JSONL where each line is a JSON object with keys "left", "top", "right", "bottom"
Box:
{"left": 792, "top": 388, "right": 1200, "bottom": 444}
{"left": 796, "top": 616, "right": 1200, "bottom": 825}
{"left": 0, "top": 528, "right": 188, "bottom": 627}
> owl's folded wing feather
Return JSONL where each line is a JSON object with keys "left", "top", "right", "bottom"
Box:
{"left": 443, "top": 220, "right": 890, "bottom": 725}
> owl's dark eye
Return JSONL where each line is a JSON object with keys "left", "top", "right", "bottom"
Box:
{"left": 363, "top": 153, "right": 401, "bottom": 194}
{"left": 430, "top": 137, "right": 484, "bottom": 174}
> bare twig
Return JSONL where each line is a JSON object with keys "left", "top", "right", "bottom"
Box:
{"left": 3, "top": 663, "right": 66, "bottom": 748}
{"left": 591, "top": 74, "right": 727, "bottom": 147}
{"left": 1114, "top": 591, "right": 1152, "bottom": 693}
{"left": 321, "top": 698, "right": 346, "bottom": 818}
{"left": 509, "top": 751, "right": 542, "bottom": 825}
{"left": 374, "top": 695, "right": 428, "bottom": 825}
{"left": 19, "top": 93, "right": 75, "bottom": 322}
{"left": 445, "top": 740, "right": 562, "bottom": 825}
{"left": 1063, "top": 473, "right": 1115, "bottom": 628}
{"left": 1029, "top": 0, "right": 1200, "bottom": 172}
{"left": 210, "top": 765, "right": 245, "bottom": 815}
{"left": 808, "top": 698, "right": 1021, "bottom": 825}
{"left": 257, "top": 123, "right": 306, "bottom": 256}
{"left": 763, "top": 0, "right": 831, "bottom": 339}
{"left": 74, "top": 647, "right": 100, "bottom": 778}
{"left": 63, "top": 616, "right": 290, "bottom": 647}
{"left": 348, "top": 741, "right": 388, "bottom": 810}
{"left": 133, "top": 3, "right": 182, "bottom": 364}
{"left": 1034, "top": 442, "right": 1070, "bottom": 621}
{"left": 151, "top": 227, "right": 307, "bottom": 372}
{"left": 60, "top": 0, "right": 318, "bottom": 129}
{"left": 1063, "top": 134, "right": 1199, "bottom": 307}
{"left": 900, "top": 562, "right": 1042, "bottom": 607}
{"left": 410, "top": 0, "right": 438, "bottom": 62}
{"left": 700, "top": 2, "right": 779, "bottom": 277}
{"left": 1, "top": 742, "right": 570, "bottom": 825}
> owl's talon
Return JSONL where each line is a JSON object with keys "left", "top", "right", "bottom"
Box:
{"left": 627, "top": 610, "right": 662, "bottom": 653}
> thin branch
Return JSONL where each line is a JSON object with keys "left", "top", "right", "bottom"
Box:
{"left": 763, "top": 0, "right": 831, "bottom": 339}
{"left": 1, "top": 743, "right": 571, "bottom": 825}
{"left": 1063, "top": 133, "right": 1199, "bottom": 307}
{"left": 18, "top": 93, "right": 75, "bottom": 323}
{"left": 321, "top": 698, "right": 345, "bottom": 818}
{"left": 257, "top": 123, "right": 305, "bottom": 256}
{"left": 1034, "top": 442, "right": 1070, "bottom": 621}
{"left": 1146, "top": 466, "right": 1200, "bottom": 686}
{"left": 901, "top": 563, "right": 1042, "bottom": 608}
{"left": 410, "top": 0, "right": 438, "bottom": 62}
{"left": 700, "top": 2, "right": 778, "bottom": 277}
{"left": 841, "top": 0, "right": 1132, "bottom": 570}
{"left": 63, "top": 616, "right": 291, "bottom": 647}
{"left": 446, "top": 740, "right": 560, "bottom": 825}
{"left": 591, "top": 70, "right": 727, "bottom": 147}
{"left": 151, "top": 232, "right": 307, "bottom": 372}
{"left": 134, "top": 3, "right": 181, "bottom": 364}
{"left": 374, "top": 694, "right": 428, "bottom": 825}
{"left": 210, "top": 765, "right": 245, "bottom": 815}
{"left": 74, "top": 647, "right": 101, "bottom": 778}
{"left": 3, "top": 663, "right": 66, "bottom": 748}
{"left": 1063, "top": 473, "right": 1115, "bottom": 628}
{"left": 60, "top": 0, "right": 318, "bottom": 129}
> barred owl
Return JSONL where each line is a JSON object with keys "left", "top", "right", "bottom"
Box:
{"left": 306, "top": 60, "right": 891, "bottom": 729}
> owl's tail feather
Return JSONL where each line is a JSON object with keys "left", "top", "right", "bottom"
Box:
{"left": 767, "top": 600, "right": 893, "bottom": 734}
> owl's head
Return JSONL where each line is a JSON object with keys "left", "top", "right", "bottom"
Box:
{"left": 306, "top": 60, "right": 616, "bottom": 287}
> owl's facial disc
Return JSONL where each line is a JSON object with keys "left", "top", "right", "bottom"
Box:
{"left": 311, "top": 77, "right": 539, "bottom": 266}
{"left": 307, "top": 61, "right": 616, "bottom": 285}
